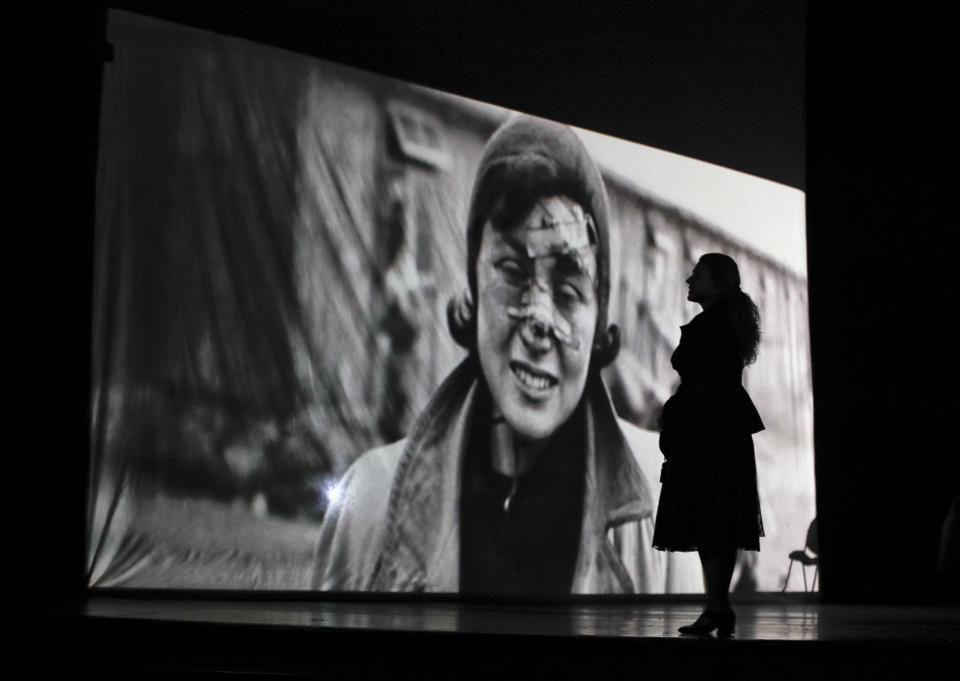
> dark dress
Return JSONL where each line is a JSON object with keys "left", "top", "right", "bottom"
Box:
{"left": 652, "top": 302, "right": 765, "bottom": 552}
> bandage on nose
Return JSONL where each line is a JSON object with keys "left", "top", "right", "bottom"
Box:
{"left": 506, "top": 283, "right": 579, "bottom": 350}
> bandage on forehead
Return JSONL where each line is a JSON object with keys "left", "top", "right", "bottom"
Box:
{"left": 523, "top": 201, "right": 597, "bottom": 261}
{"left": 506, "top": 284, "right": 579, "bottom": 350}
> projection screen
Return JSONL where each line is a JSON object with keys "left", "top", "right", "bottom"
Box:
{"left": 87, "top": 10, "right": 814, "bottom": 594}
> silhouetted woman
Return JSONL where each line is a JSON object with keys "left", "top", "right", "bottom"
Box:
{"left": 653, "top": 253, "right": 765, "bottom": 636}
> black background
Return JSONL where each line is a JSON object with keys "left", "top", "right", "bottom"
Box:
{"left": 4, "top": 0, "right": 958, "bottom": 613}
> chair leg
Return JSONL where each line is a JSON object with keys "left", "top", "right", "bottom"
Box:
{"left": 782, "top": 560, "right": 794, "bottom": 592}
{"left": 812, "top": 566, "right": 818, "bottom": 592}
{"left": 801, "top": 565, "right": 808, "bottom": 592}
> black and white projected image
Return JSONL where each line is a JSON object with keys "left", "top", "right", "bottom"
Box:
{"left": 87, "top": 11, "right": 813, "bottom": 593}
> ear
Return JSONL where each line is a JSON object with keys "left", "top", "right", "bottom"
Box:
{"left": 592, "top": 324, "right": 620, "bottom": 368}
{"left": 446, "top": 289, "right": 476, "bottom": 352}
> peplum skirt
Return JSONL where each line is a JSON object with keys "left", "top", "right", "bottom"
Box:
{"left": 652, "top": 427, "right": 764, "bottom": 552}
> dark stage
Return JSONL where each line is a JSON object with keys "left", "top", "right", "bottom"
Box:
{"left": 5, "top": 3, "right": 960, "bottom": 681}
{"left": 7, "top": 596, "right": 958, "bottom": 680}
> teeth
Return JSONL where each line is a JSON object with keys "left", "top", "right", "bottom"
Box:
{"left": 513, "top": 365, "right": 554, "bottom": 390}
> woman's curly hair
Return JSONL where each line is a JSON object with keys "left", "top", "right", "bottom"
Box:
{"left": 699, "top": 253, "right": 761, "bottom": 366}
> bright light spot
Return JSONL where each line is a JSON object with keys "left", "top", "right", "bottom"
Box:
{"left": 324, "top": 480, "right": 343, "bottom": 506}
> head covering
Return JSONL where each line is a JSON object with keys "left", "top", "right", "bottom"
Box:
{"left": 454, "top": 115, "right": 615, "bottom": 362}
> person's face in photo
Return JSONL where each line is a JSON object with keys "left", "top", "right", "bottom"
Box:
{"left": 475, "top": 195, "right": 599, "bottom": 442}
{"left": 686, "top": 260, "right": 720, "bottom": 305}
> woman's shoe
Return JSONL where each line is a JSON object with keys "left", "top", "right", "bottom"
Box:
{"left": 716, "top": 608, "right": 736, "bottom": 638}
{"left": 678, "top": 609, "right": 720, "bottom": 635}
{"left": 678, "top": 608, "right": 736, "bottom": 637}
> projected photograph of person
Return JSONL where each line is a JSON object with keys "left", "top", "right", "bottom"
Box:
{"left": 87, "top": 10, "right": 813, "bottom": 594}
{"left": 312, "top": 115, "right": 701, "bottom": 594}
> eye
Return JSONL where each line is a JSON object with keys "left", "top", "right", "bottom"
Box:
{"left": 496, "top": 258, "right": 527, "bottom": 281}
{"left": 556, "top": 282, "right": 584, "bottom": 305}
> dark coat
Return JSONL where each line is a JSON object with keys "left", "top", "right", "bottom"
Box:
{"left": 653, "top": 302, "right": 765, "bottom": 551}
{"left": 313, "top": 360, "right": 703, "bottom": 593}
{"left": 660, "top": 302, "right": 764, "bottom": 436}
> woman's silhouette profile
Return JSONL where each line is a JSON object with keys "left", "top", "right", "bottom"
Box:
{"left": 653, "top": 253, "right": 765, "bottom": 637}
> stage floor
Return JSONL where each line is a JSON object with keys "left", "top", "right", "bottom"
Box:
{"left": 82, "top": 595, "right": 960, "bottom": 642}
{"left": 10, "top": 595, "right": 959, "bottom": 680}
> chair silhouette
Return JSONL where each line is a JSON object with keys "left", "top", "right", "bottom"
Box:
{"left": 782, "top": 518, "right": 818, "bottom": 592}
